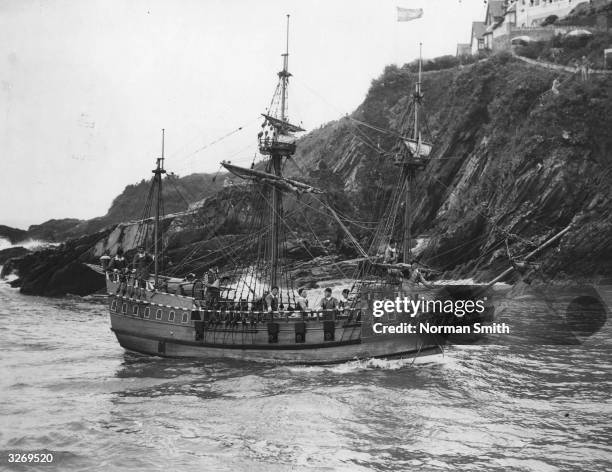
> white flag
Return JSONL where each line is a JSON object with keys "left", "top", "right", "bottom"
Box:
{"left": 397, "top": 7, "right": 423, "bottom": 22}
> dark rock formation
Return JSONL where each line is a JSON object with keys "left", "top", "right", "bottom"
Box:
{"left": 0, "top": 246, "right": 30, "bottom": 265}
{"left": 2, "top": 229, "right": 113, "bottom": 296}
{"left": 26, "top": 218, "right": 84, "bottom": 242}
{"left": 0, "top": 225, "right": 27, "bottom": 244}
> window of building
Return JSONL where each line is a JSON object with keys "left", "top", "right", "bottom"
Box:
{"left": 182, "top": 312, "right": 188, "bottom": 324}
{"left": 111, "top": 300, "right": 117, "bottom": 311}
{"left": 156, "top": 309, "right": 162, "bottom": 320}
{"left": 168, "top": 311, "right": 175, "bottom": 322}
{"left": 122, "top": 303, "right": 127, "bottom": 314}
{"left": 144, "top": 307, "right": 150, "bottom": 319}
{"left": 133, "top": 305, "right": 139, "bottom": 316}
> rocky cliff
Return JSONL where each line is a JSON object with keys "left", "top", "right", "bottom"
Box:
{"left": 3, "top": 52, "right": 611, "bottom": 295}
{"left": 289, "top": 53, "right": 612, "bottom": 282}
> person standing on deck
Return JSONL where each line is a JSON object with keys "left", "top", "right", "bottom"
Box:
{"left": 339, "top": 288, "right": 350, "bottom": 311}
{"left": 109, "top": 248, "right": 128, "bottom": 292}
{"left": 320, "top": 287, "right": 339, "bottom": 320}
{"left": 132, "top": 246, "right": 153, "bottom": 298}
{"left": 205, "top": 266, "right": 221, "bottom": 308}
{"left": 265, "top": 286, "right": 280, "bottom": 314}
{"left": 296, "top": 288, "right": 309, "bottom": 315}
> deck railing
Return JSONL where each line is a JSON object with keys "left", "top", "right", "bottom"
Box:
{"left": 108, "top": 271, "right": 363, "bottom": 324}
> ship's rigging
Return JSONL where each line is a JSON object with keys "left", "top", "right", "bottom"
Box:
{"left": 131, "top": 32, "right": 439, "bottom": 307}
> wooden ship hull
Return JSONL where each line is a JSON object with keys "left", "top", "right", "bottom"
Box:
{"left": 105, "top": 277, "right": 458, "bottom": 363}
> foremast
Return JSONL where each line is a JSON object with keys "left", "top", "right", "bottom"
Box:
{"left": 152, "top": 129, "right": 166, "bottom": 287}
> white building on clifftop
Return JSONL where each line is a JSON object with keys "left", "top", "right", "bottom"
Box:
{"left": 510, "top": 0, "right": 580, "bottom": 27}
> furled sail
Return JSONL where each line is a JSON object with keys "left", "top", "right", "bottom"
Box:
{"left": 261, "top": 114, "right": 305, "bottom": 133}
{"left": 403, "top": 137, "right": 432, "bottom": 158}
{"left": 221, "top": 162, "right": 322, "bottom": 194}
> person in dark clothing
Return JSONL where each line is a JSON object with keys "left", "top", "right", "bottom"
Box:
{"left": 132, "top": 246, "right": 153, "bottom": 296}
{"left": 265, "top": 286, "right": 280, "bottom": 313}
{"left": 109, "top": 248, "right": 128, "bottom": 273}
{"left": 109, "top": 248, "right": 128, "bottom": 293}
{"left": 320, "top": 288, "right": 338, "bottom": 310}
{"left": 320, "top": 287, "right": 339, "bottom": 321}
{"left": 205, "top": 266, "right": 221, "bottom": 308}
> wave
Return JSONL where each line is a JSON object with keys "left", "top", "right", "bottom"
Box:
{"left": 0, "top": 237, "right": 58, "bottom": 251}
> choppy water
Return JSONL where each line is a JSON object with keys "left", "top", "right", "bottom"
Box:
{"left": 1, "top": 281, "right": 611, "bottom": 472}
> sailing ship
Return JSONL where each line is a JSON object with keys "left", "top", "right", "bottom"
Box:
{"left": 104, "top": 18, "right": 497, "bottom": 363}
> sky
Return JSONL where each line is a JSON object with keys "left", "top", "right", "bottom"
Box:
{"left": 0, "top": 0, "right": 487, "bottom": 229}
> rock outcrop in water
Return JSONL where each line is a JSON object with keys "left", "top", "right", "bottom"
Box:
{"left": 3, "top": 53, "right": 611, "bottom": 296}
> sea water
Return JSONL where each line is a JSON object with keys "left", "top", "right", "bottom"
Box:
{"left": 0, "top": 280, "right": 611, "bottom": 471}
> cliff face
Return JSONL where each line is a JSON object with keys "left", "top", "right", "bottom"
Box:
{"left": 3, "top": 53, "right": 611, "bottom": 295}
{"left": 290, "top": 54, "right": 612, "bottom": 281}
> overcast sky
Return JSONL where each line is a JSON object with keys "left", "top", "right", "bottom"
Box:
{"left": 0, "top": 0, "right": 486, "bottom": 229}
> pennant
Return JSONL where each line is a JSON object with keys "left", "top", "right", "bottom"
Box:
{"left": 397, "top": 7, "right": 423, "bottom": 22}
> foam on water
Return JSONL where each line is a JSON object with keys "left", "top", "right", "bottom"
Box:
{"left": 0, "top": 236, "right": 58, "bottom": 251}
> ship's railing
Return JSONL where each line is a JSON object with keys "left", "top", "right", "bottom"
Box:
{"left": 107, "top": 273, "right": 363, "bottom": 324}
{"left": 194, "top": 307, "right": 363, "bottom": 325}
{"left": 107, "top": 271, "right": 155, "bottom": 290}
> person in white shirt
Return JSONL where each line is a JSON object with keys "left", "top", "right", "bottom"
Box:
{"left": 296, "top": 288, "right": 309, "bottom": 313}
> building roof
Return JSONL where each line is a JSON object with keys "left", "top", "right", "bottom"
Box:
{"left": 486, "top": 0, "right": 505, "bottom": 22}
{"left": 471, "top": 21, "right": 487, "bottom": 39}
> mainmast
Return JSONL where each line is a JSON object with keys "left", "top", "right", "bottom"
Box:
{"left": 280, "top": 14, "right": 290, "bottom": 121}
{"left": 153, "top": 129, "right": 166, "bottom": 287}
{"left": 258, "top": 14, "right": 302, "bottom": 289}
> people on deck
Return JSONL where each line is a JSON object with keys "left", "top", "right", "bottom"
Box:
{"left": 383, "top": 239, "right": 399, "bottom": 264}
{"left": 320, "top": 287, "right": 339, "bottom": 311}
{"left": 108, "top": 248, "right": 128, "bottom": 293}
{"left": 109, "top": 247, "right": 128, "bottom": 281}
{"left": 178, "top": 273, "right": 196, "bottom": 296}
{"left": 265, "top": 286, "right": 280, "bottom": 313}
{"left": 296, "top": 288, "right": 309, "bottom": 313}
{"left": 339, "top": 289, "right": 350, "bottom": 309}
{"left": 205, "top": 266, "right": 221, "bottom": 308}
{"left": 132, "top": 246, "right": 153, "bottom": 296}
